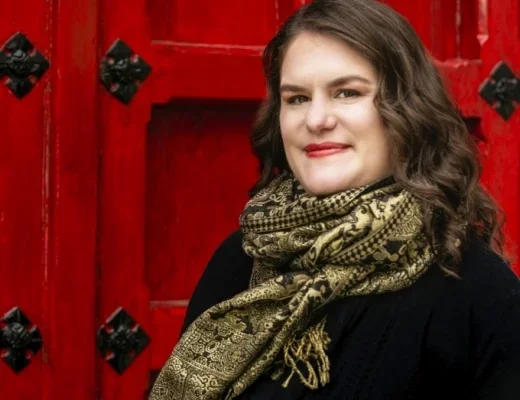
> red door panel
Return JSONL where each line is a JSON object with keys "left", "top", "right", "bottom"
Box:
{"left": 46, "top": 0, "right": 100, "bottom": 398}
{"left": 96, "top": 0, "right": 153, "bottom": 398}
{"left": 0, "top": 0, "right": 99, "bottom": 398}
{"left": 479, "top": 0, "right": 520, "bottom": 262}
{"left": 0, "top": 3, "right": 49, "bottom": 397}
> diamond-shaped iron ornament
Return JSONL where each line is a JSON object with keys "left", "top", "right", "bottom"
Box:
{"left": 97, "top": 307, "right": 150, "bottom": 374}
{"left": 99, "top": 39, "right": 152, "bottom": 104}
{"left": 0, "top": 306, "right": 43, "bottom": 373}
{"left": 0, "top": 32, "right": 50, "bottom": 99}
{"left": 479, "top": 61, "right": 520, "bottom": 121}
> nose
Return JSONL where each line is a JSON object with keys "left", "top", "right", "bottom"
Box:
{"left": 305, "top": 98, "right": 337, "bottom": 134}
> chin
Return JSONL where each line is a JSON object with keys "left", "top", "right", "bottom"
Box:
{"left": 301, "top": 178, "right": 353, "bottom": 196}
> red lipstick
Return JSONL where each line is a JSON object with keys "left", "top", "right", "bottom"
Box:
{"left": 304, "top": 142, "right": 350, "bottom": 158}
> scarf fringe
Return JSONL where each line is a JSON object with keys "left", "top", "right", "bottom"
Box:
{"left": 272, "top": 318, "right": 332, "bottom": 390}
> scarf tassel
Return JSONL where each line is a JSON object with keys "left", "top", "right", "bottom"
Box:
{"left": 272, "top": 318, "right": 332, "bottom": 390}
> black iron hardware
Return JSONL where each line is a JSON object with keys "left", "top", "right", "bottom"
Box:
{"left": 99, "top": 39, "right": 151, "bottom": 104}
{"left": 0, "top": 307, "right": 43, "bottom": 373}
{"left": 97, "top": 307, "right": 150, "bottom": 374}
{"left": 479, "top": 61, "right": 520, "bottom": 121}
{"left": 0, "top": 32, "right": 50, "bottom": 99}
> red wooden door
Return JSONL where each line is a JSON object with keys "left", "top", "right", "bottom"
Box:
{"left": 0, "top": 1, "right": 519, "bottom": 399}
{"left": 0, "top": 0, "right": 99, "bottom": 398}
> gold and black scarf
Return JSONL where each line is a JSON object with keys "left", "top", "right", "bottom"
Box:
{"left": 150, "top": 172, "right": 434, "bottom": 400}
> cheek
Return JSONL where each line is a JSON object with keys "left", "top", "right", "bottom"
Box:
{"left": 364, "top": 119, "right": 392, "bottom": 165}
{"left": 280, "top": 109, "right": 303, "bottom": 144}
{"left": 346, "top": 104, "right": 390, "bottom": 158}
{"left": 347, "top": 102, "right": 383, "bottom": 131}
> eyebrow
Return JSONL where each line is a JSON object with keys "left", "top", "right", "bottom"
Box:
{"left": 279, "top": 75, "right": 373, "bottom": 93}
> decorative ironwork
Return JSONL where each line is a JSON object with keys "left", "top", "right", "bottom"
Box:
{"left": 0, "top": 32, "right": 50, "bottom": 98}
{"left": 479, "top": 61, "right": 520, "bottom": 121}
{"left": 0, "top": 307, "right": 43, "bottom": 373}
{"left": 99, "top": 39, "right": 151, "bottom": 104}
{"left": 97, "top": 307, "right": 150, "bottom": 374}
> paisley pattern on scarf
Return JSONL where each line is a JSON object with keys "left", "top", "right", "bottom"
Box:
{"left": 149, "top": 172, "right": 434, "bottom": 400}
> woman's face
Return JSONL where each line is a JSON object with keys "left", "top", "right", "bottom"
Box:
{"left": 279, "top": 32, "right": 392, "bottom": 196}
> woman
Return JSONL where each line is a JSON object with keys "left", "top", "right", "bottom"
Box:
{"left": 150, "top": 0, "right": 520, "bottom": 399}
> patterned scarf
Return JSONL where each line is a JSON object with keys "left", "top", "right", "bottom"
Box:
{"left": 150, "top": 172, "right": 434, "bottom": 400}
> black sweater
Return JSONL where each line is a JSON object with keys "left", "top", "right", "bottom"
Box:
{"left": 181, "top": 231, "right": 520, "bottom": 399}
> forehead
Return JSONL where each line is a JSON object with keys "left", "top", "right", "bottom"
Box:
{"left": 280, "top": 32, "right": 377, "bottom": 83}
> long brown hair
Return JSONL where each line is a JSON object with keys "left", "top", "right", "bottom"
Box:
{"left": 249, "top": 0, "right": 506, "bottom": 273}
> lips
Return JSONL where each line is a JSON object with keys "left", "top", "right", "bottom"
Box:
{"left": 304, "top": 142, "right": 350, "bottom": 158}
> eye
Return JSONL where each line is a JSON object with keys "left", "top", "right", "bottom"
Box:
{"left": 336, "top": 89, "right": 360, "bottom": 98}
{"left": 286, "top": 95, "right": 309, "bottom": 105}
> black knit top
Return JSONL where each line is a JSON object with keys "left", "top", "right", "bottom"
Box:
{"left": 181, "top": 231, "right": 520, "bottom": 399}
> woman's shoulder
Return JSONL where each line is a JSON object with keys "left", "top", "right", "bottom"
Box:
{"left": 181, "top": 230, "right": 252, "bottom": 333}
{"left": 204, "top": 230, "right": 252, "bottom": 278}
{"left": 213, "top": 229, "right": 248, "bottom": 259}
{"left": 457, "top": 235, "right": 519, "bottom": 299}
{"left": 419, "top": 236, "right": 520, "bottom": 395}
{"left": 426, "top": 234, "right": 519, "bottom": 338}
{"left": 431, "top": 234, "right": 520, "bottom": 351}
{"left": 197, "top": 229, "right": 253, "bottom": 294}
{"left": 436, "top": 234, "right": 520, "bottom": 321}
{"left": 456, "top": 236, "right": 520, "bottom": 395}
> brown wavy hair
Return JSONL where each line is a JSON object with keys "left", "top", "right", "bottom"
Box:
{"left": 249, "top": 0, "right": 506, "bottom": 274}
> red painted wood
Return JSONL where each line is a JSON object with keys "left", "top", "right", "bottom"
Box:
{"left": 430, "top": 0, "right": 458, "bottom": 60}
{"left": 148, "top": 0, "right": 280, "bottom": 44}
{"left": 149, "top": 306, "right": 186, "bottom": 370}
{"left": 45, "top": 0, "right": 99, "bottom": 398}
{"left": 97, "top": 0, "right": 152, "bottom": 398}
{"left": 0, "top": 1, "right": 48, "bottom": 398}
{"left": 279, "top": 0, "right": 309, "bottom": 22}
{"left": 151, "top": 42, "right": 265, "bottom": 103}
{"left": 479, "top": 0, "right": 520, "bottom": 272}
{"left": 145, "top": 102, "right": 258, "bottom": 302}
{"left": 436, "top": 60, "right": 482, "bottom": 117}
{"left": 459, "top": 0, "right": 481, "bottom": 59}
